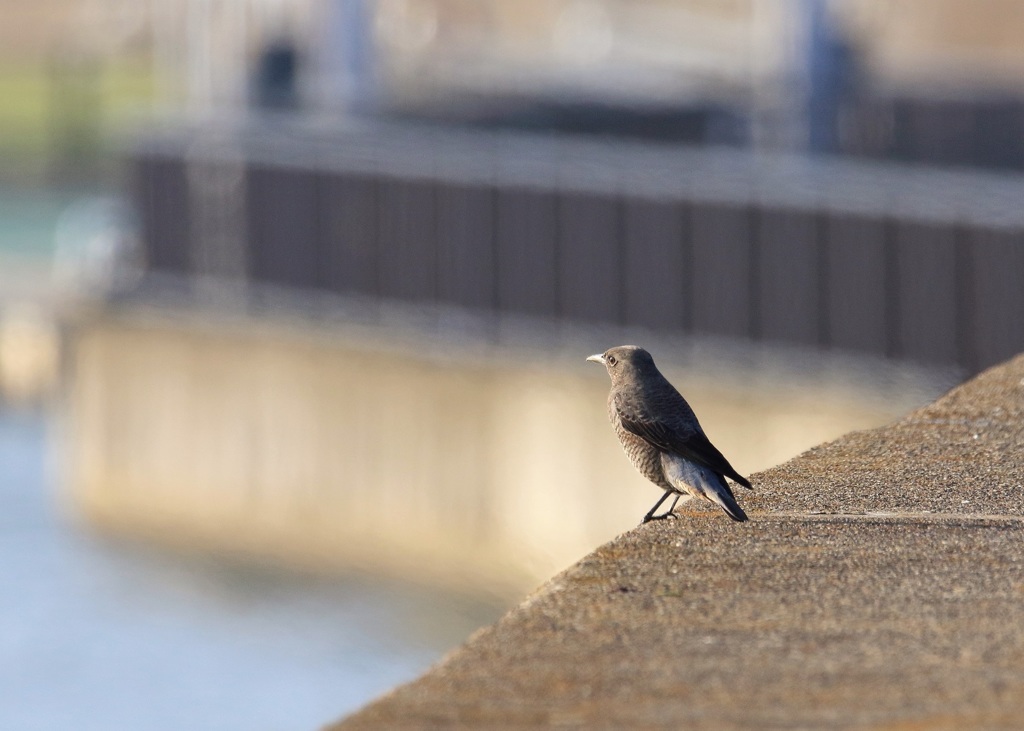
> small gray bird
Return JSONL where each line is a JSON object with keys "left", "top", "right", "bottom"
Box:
{"left": 588, "top": 345, "right": 752, "bottom": 523}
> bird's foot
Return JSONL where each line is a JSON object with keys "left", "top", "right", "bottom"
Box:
{"left": 641, "top": 510, "right": 678, "bottom": 524}
{"left": 642, "top": 492, "right": 682, "bottom": 524}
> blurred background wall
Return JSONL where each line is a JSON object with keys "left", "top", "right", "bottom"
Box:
{"left": 2, "top": 1, "right": 1024, "bottom": 728}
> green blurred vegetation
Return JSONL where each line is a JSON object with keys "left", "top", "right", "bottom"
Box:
{"left": 0, "top": 57, "right": 158, "bottom": 187}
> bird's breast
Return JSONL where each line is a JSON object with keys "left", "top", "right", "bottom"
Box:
{"left": 611, "top": 417, "right": 671, "bottom": 489}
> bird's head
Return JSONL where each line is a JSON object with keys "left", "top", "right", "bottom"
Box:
{"left": 586, "top": 345, "right": 658, "bottom": 385}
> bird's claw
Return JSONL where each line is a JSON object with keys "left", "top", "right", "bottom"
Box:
{"left": 642, "top": 511, "right": 678, "bottom": 524}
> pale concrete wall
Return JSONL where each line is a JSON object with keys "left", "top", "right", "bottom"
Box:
{"left": 62, "top": 307, "right": 950, "bottom": 595}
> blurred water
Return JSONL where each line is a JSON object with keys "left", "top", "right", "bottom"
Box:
{"left": 0, "top": 411, "right": 501, "bottom": 731}
{"left": 0, "top": 189, "right": 75, "bottom": 258}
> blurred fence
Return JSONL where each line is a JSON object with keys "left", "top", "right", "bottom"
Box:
{"left": 850, "top": 95, "right": 1024, "bottom": 171}
{"left": 132, "top": 120, "right": 1024, "bottom": 374}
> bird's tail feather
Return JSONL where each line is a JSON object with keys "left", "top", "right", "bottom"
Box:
{"left": 734, "top": 474, "right": 753, "bottom": 491}
{"left": 708, "top": 481, "right": 748, "bottom": 522}
{"left": 662, "top": 454, "right": 749, "bottom": 522}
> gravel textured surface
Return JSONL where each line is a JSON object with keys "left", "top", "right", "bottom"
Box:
{"left": 331, "top": 354, "right": 1024, "bottom": 730}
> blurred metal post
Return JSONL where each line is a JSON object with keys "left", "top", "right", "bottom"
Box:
{"left": 318, "top": 0, "right": 378, "bottom": 112}
{"left": 186, "top": 139, "right": 248, "bottom": 301}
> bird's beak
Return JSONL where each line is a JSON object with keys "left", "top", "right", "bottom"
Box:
{"left": 586, "top": 353, "right": 605, "bottom": 365}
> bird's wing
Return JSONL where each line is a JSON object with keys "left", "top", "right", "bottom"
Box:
{"left": 616, "top": 404, "right": 752, "bottom": 490}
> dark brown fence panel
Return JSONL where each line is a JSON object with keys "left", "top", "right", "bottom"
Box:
{"left": 131, "top": 128, "right": 1024, "bottom": 375}
{"left": 495, "top": 188, "right": 558, "bottom": 317}
{"left": 377, "top": 176, "right": 437, "bottom": 302}
{"left": 246, "top": 165, "right": 319, "bottom": 288}
{"left": 136, "top": 154, "right": 190, "bottom": 276}
{"left": 893, "top": 99, "right": 976, "bottom": 168}
{"left": 825, "top": 214, "right": 889, "bottom": 355}
{"left": 319, "top": 172, "right": 378, "bottom": 296}
{"left": 860, "top": 96, "right": 1024, "bottom": 171}
{"left": 756, "top": 208, "right": 821, "bottom": 344}
{"left": 689, "top": 202, "right": 754, "bottom": 339}
{"left": 558, "top": 192, "right": 621, "bottom": 323}
{"left": 892, "top": 221, "right": 959, "bottom": 365}
{"left": 436, "top": 182, "right": 496, "bottom": 311}
{"left": 622, "top": 198, "right": 688, "bottom": 331}
{"left": 967, "top": 228, "right": 1024, "bottom": 371}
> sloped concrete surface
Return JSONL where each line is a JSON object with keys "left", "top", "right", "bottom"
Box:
{"left": 330, "top": 354, "right": 1024, "bottom": 730}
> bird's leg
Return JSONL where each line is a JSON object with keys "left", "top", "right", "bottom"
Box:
{"left": 642, "top": 491, "right": 680, "bottom": 524}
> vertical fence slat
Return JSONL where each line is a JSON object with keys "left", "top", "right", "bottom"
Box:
{"left": 246, "top": 165, "right": 319, "bottom": 288}
{"left": 967, "top": 228, "right": 1024, "bottom": 371}
{"left": 622, "top": 198, "right": 687, "bottom": 331}
{"left": 757, "top": 208, "right": 821, "bottom": 344}
{"left": 893, "top": 221, "right": 959, "bottom": 365}
{"left": 825, "top": 214, "right": 888, "bottom": 355}
{"left": 495, "top": 188, "right": 558, "bottom": 317}
{"left": 689, "top": 202, "right": 754, "bottom": 338}
{"left": 137, "top": 154, "right": 191, "bottom": 277}
{"left": 319, "top": 173, "right": 378, "bottom": 297}
{"left": 377, "top": 176, "right": 437, "bottom": 302}
{"left": 558, "top": 192, "right": 621, "bottom": 323}
{"left": 436, "top": 183, "right": 496, "bottom": 311}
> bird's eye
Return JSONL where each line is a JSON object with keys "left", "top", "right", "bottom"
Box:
{"left": 607, "top": 355, "right": 617, "bottom": 366}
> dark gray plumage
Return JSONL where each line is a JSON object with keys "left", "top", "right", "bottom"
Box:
{"left": 587, "top": 345, "right": 752, "bottom": 523}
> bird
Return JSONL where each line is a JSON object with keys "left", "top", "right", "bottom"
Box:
{"left": 587, "top": 345, "right": 752, "bottom": 524}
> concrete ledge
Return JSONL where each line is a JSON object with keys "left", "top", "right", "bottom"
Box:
{"left": 330, "top": 353, "right": 1024, "bottom": 729}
